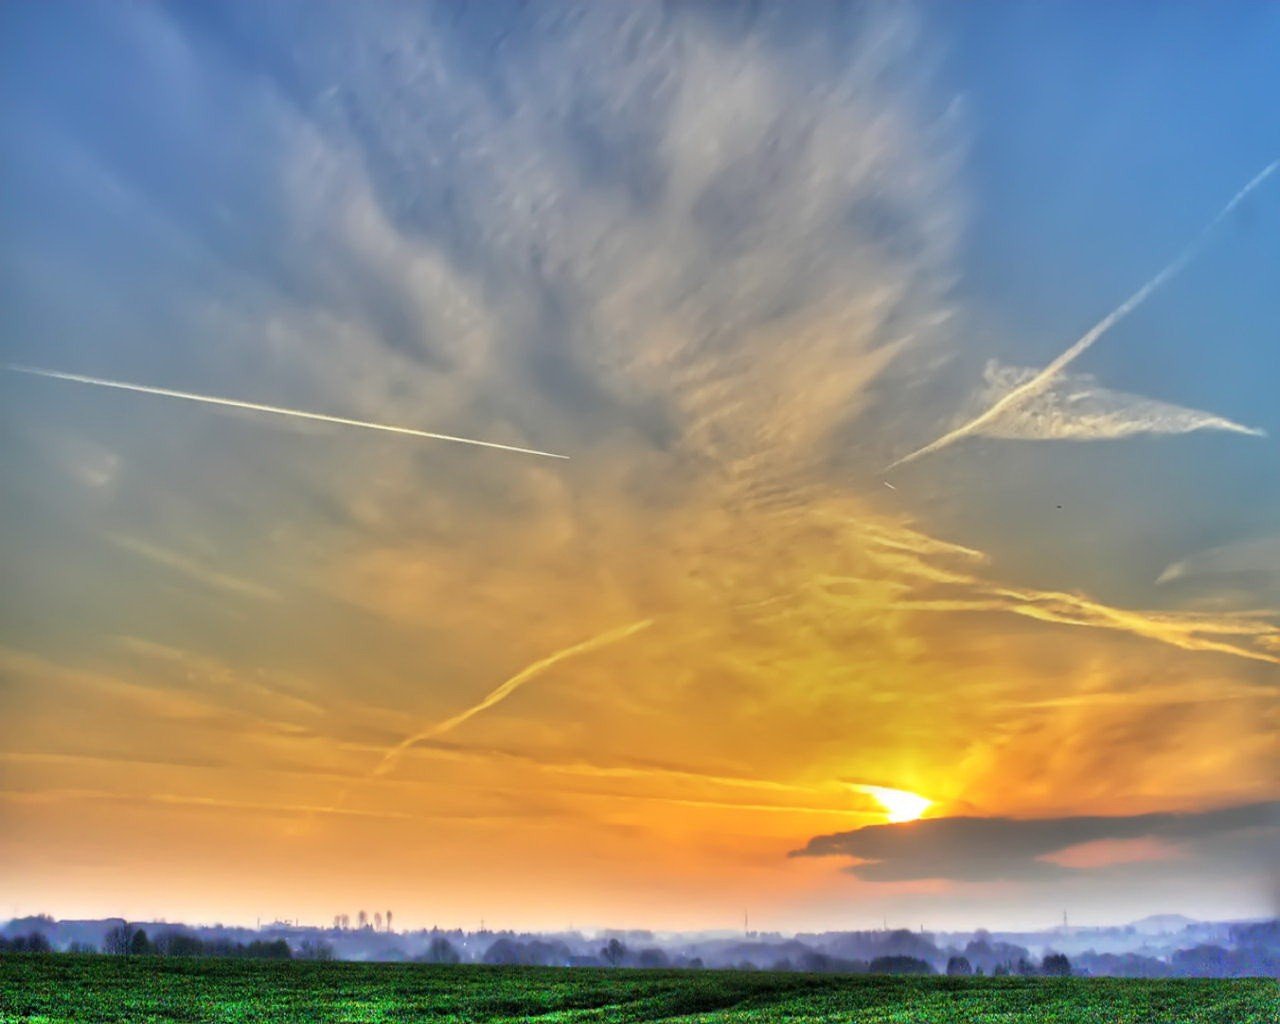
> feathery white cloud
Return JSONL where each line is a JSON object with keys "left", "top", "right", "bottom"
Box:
{"left": 971, "top": 361, "right": 1265, "bottom": 442}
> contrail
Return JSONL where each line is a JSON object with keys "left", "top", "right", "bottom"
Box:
{"left": 885, "top": 158, "right": 1279, "bottom": 472}
{"left": 370, "top": 619, "right": 653, "bottom": 777}
{"left": 4, "top": 364, "right": 569, "bottom": 460}
{"left": 329, "top": 619, "right": 653, "bottom": 810}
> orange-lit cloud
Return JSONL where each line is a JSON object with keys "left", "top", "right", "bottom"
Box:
{"left": 1039, "top": 837, "right": 1185, "bottom": 870}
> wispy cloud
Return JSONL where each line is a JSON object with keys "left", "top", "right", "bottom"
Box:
{"left": 107, "top": 535, "right": 281, "bottom": 602}
{"left": 1158, "top": 535, "right": 1280, "bottom": 602}
{"left": 966, "top": 361, "right": 1264, "bottom": 441}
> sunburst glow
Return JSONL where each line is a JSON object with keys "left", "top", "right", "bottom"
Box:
{"left": 854, "top": 785, "right": 933, "bottom": 824}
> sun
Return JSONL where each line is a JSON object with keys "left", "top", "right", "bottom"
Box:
{"left": 854, "top": 784, "right": 933, "bottom": 823}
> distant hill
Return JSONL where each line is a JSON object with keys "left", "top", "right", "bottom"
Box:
{"left": 1129, "top": 914, "right": 1199, "bottom": 935}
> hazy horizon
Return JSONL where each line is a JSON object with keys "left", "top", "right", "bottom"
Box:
{"left": 2, "top": 2, "right": 1277, "bottom": 937}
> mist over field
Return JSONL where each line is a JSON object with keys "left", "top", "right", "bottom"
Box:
{"left": 5, "top": 911, "right": 1278, "bottom": 980}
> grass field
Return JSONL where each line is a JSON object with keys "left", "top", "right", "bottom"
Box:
{"left": 1, "top": 954, "right": 1275, "bottom": 1023}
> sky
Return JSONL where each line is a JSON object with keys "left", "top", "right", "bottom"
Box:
{"left": 1, "top": 1, "right": 1277, "bottom": 933}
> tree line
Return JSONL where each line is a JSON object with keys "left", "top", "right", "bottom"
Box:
{"left": 100, "top": 923, "right": 299, "bottom": 960}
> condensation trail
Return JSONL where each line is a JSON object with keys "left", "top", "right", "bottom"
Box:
{"left": 4, "top": 364, "right": 569, "bottom": 460}
{"left": 329, "top": 619, "right": 654, "bottom": 811}
{"left": 370, "top": 619, "right": 653, "bottom": 778}
{"left": 885, "top": 158, "right": 1279, "bottom": 472}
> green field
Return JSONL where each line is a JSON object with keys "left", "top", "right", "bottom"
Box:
{"left": 1, "top": 955, "right": 1275, "bottom": 1023}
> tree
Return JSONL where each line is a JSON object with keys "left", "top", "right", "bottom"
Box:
{"left": 420, "top": 936, "right": 461, "bottom": 964}
{"left": 298, "top": 939, "right": 335, "bottom": 961}
{"left": 358, "top": 910, "right": 368, "bottom": 930}
{"left": 637, "top": 947, "right": 669, "bottom": 968}
{"left": 128, "top": 929, "right": 152, "bottom": 956}
{"left": 870, "top": 955, "right": 934, "bottom": 975}
{"left": 482, "top": 938, "right": 526, "bottom": 965}
{"left": 154, "top": 930, "right": 204, "bottom": 957}
{"left": 946, "top": 955, "right": 973, "bottom": 976}
{"left": 103, "top": 923, "right": 135, "bottom": 956}
{"left": 1042, "top": 953, "right": 1072, "bottom": 977}
{"left": 0, "top": 932, "right": 52, "bottom": 953}
{"left": 374, "top": 912, "right": 383, "bottom": 932}
{"left": 243, "top": 939, "right": 292, "bottom": 960}
{"left": 601, "top": 938, "right": 627, "bottom": 967}
{"left": 386, "top": 910, "right": 393, "bottom": 933}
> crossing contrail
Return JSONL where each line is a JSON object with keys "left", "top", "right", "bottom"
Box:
{"left": 4, "top": 364, "right": 569, "bottom": 460}
{"left": 885, "top": 158, "right": 1279, "bottom": 472}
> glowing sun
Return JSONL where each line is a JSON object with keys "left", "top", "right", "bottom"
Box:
{"left": 853, "top": 784, "right": 933, "bottom": 823}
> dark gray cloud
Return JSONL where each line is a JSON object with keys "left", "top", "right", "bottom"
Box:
{"left": 791, "top": 801, "right": 1280, "bottom": 882}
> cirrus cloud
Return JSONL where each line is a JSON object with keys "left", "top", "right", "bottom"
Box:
{"left": 968, "top": 361, "right": 1264, "bottom": 442}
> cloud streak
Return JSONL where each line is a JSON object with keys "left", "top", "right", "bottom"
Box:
{"left": 368, "top": 619, "right": 655, "bottom": 780}
{"left": 968, "top": 361, "right": 1264, "bottom": 442}
{"left": 1158, "top": 535, "right": 1280, "bottom": 594}
{"left": 885, "top": 158, "right": 1278, "bottom": 470}
{"left": 5, "top": 364, "right": 569, "bottom": 460}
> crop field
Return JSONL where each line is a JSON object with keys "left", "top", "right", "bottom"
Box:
{"left": 1, "top": 955, "right": 1275, "bottom": 1023}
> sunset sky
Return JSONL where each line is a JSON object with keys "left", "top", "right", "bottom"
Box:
{"left": 1, "top": 2, "right": 1277, "bottom": 933}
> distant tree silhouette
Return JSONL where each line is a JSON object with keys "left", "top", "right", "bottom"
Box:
{"left": 869, "top": 955, "right": 934, "bottom": 975}
{"left": 243, "top": 939, "right": 292, "bottom": 960}
{"left": 358, "top": 910, "right": 368, "bottom": 930}
{"left": 946, "top": 955, "right": 973, "bottom": 976}
{"left": 601, "top": 938, "right": 627, "bottom": 967}
{"left": 154, "top": 930, "right": 203, "bottom": 957}
{"left": 1041, "top": 953, "right": 1071, "bottom": 976}
{"left": 637, "top": 947, "right": 669, "bottom": 968}
{"left": 297, "top": 938, "right": 335, "bottom": 961}
{"left": 128, "top": 929, "right": 151, "bottom": 956}
{"left": 103, "top": 923, "right": 135, "bottom": 956}
{"left": 418, "top": 936, "right": 460, "bottom": 964}
{"left": 0, "top": 932, "right": 52, "bottom": 953}
{"left": 482, "top": 938, "right": 526, "bottom": 965}
{"left": 374, "top": 912, "right": 383, "bottom": 932}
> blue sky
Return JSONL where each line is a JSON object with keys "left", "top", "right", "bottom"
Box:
{"left": 1, "top": 2, "right": 1276, "bottom": 931}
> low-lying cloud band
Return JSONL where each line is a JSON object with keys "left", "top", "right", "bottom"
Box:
{"left": 791, "top": 801, "right": 1280, "bottom": 881}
